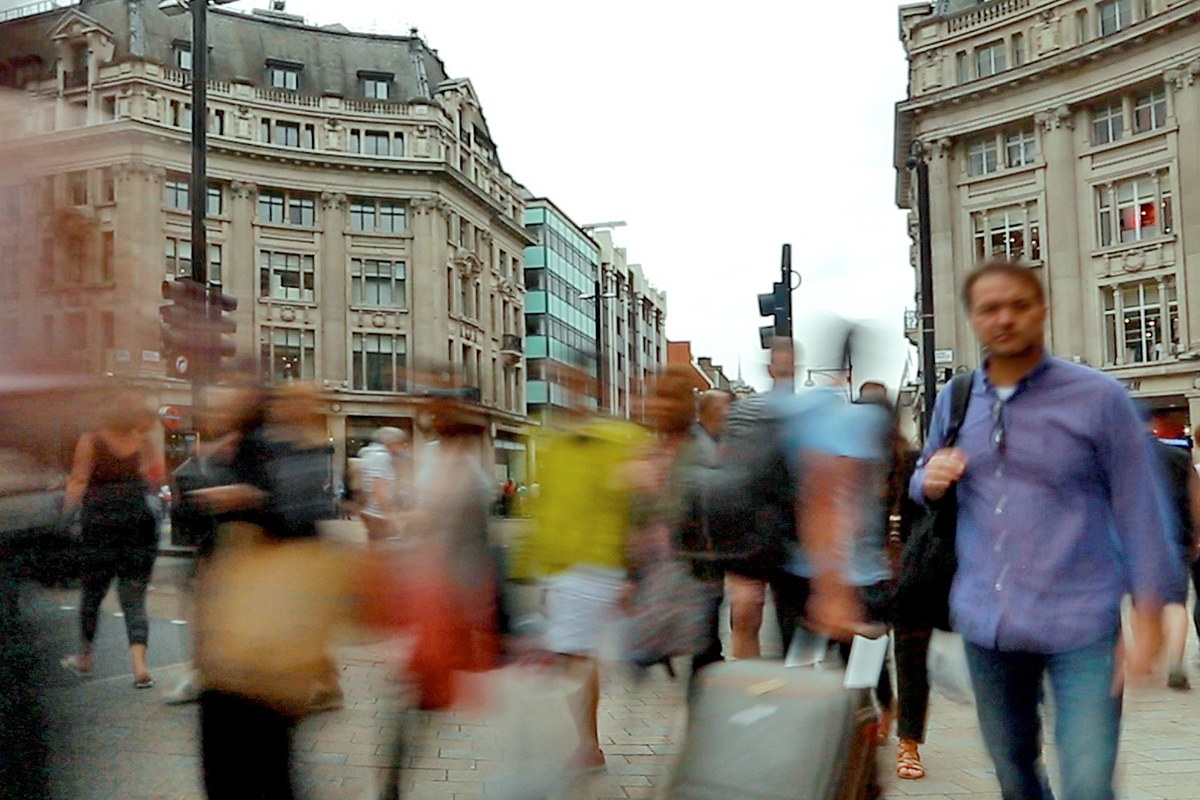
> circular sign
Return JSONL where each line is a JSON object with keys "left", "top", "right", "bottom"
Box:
{"left": 159, "top": 405, "right": 183, "bottom": 432}
{"left": 174, "top": 355, "right": 189, "bottom": 376}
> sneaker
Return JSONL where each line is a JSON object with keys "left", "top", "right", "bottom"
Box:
{"left": 309, "top": 688, "right": 345, "bottom": 713}
{"left": 1168, "top": 668, "right": 1191, "bottom": 691}
{"left": 164, "top": 677, "right": 201, "bottom": 705}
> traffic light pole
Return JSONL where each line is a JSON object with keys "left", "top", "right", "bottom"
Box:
{"left": 781, "top": 243, "right": 793, "bottom": 341}
{"left": 910, "top": 144, "right": 937, "bottom": 438}
{"left": 189, "top": 0, "right": 209, "bottom": 423}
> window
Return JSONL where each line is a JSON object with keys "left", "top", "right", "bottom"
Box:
{"left": 101, "top": 310, "right": 114, "bottom": 349}
{"left": 302, "top": 124, "right": 315, "bottom": 149}
{"left": 350, "top": 198, "right": 406, "bottom": 233}
{"left": 447, "top": 268, "right": 454, "bottom": 313}
{"left": 207, "top": 183, "right": 223, "bottom": 216}
{"left": 1077, "top": 9, "right": 1090, "bottom": 43}
{"left": 0, "top": 246, "right": 16, "bottom": 300}
{"left": 164, "top": 176, "right": 188, "bottom": 210}
{"left": 260, "top": 327, "right": 315, "bottom": 381}
{"left": 259, "top": 189, "right": 285, "bottom": 223}
{"left": 1098, "top": 0, "right": 1130, "bottom": 36}
{"left": 211, "top": 109, "right": 226, "bottom": 136}
{"left": 275, "top": 121, "right": 300, "bottom": 147}
{"left": 1142, "top": 0, "right": 1153, "bottom": 19}
{"left": 973, "top": 204, "right": 1041, "bottom": 262}
{"left": 956, "top": 51, "right": 969, "bottom": 83}
{"left": 101, "top": 231, "right": 114, "bottom": 283}
{"left": 393, "top": 133, "right": 405, "bottom": 157}
{"left": 362, "top": 78, "right": 390, "bottom": 100}
{"left": 66, "top": 312, "right": 86, "bottom": 348}
{"left": 269, "top": 66, "right": 299, "bottom": 91}
{"left": 1005, "top": 127, "right": 1038, "bottom": 167}
{"left": 289, "top": 193, "right": 315, "bottom": 226}
{"left": 363, "top": 130, "right": 390, "bottom": 156}
{"left": 1092, "top": 100, "right": 1124, "bottom": 145}
{"left": 259, "top": 251, "right": 315, "bottom": 302}
{"left": 165, "top": 238, "right": 191, "bottom": 277}
{"left": 1102, "top": 278, "right": 1178, "bottom": 365}
{"left": 352, "top": 333, "right": 406, "bottom": 392}
{"left": 67, "top": 171, "right": 87, "bottom": 206}
{"left": 1012, "top": 33, "right": 1025, "bottom": 67}
{"left": 175, "top": 43, "right": 192, "bottom": 71}
{"left": 351, "top": 259, "right": 406, "bottom": 307}
{"left": 1097, "top": 176, "right": 1172, "bottom": 246}
{"left": 975, "top": 40, "right": 1007, "bottom": 78}
{"left": 208, "top": 244, "right": 222, "bottom": 286}
{"left": 968, "top": 136, "right": 999, "bottom": 176}
{"left": 1134, "top": 87, "right": 1167, "bottom": 133}
{"left": 100, "top": 167, "right": 114, "bottom": 204}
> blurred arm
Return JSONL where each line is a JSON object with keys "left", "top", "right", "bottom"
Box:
{"left": 63, "top": 433, "right": 94, "bottom": 513}
{"left": 800, "top": 450, "right": 863, "bottom": 639}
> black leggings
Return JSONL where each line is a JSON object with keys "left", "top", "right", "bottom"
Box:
{"left": 79, "top": 547, "right": 156, "bottom": 647}
{"left": 894, "top": 623, "right": 932, "bottom": 743}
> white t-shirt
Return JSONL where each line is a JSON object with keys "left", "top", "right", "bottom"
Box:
{"left": 358, "top": 443, "right": 396, "bottom": 518}
{"left": 995, "top": 386, "right": 1017, "bottom": 402}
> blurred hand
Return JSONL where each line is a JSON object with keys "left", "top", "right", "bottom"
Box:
{"left": 808, "top": 577, "right": 864, "bottom": 643}
{"left": 923, "top": 448, "right": 968, "bottom": 502}
{"left": 1120, "top": 603, "right": 1165, "bottom": 694}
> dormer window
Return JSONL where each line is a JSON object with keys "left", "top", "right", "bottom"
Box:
{"left": 174, "top": 41, "right": 192, "bottom": 71}
{"left": 266, "top": 59, "right": 303, "bottom": 91}
{"left": 358, "top": 71, "right": 394, "bottom": 100}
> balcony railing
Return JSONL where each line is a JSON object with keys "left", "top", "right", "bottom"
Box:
{"left": 946, "top": 0, "right": 1032, "bottom": 33}
{"left": 502, "top": 334, "right": 523, "bottom": 354}
{"left": 63, "top": 70, "right": 88, "bottom": 89}
{"left": 0, "top": 0, "right": 79, "bottom": 23}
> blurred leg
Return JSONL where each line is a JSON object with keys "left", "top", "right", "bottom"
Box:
{"left": 1164, "top": 603, "right": 1190, "bottom": 688}
{"left": 727, "top": 574, "right": 765, "bottom": 659}
{"left": 1046, "top": 635, "right": 1121, "bottom": 800}
{"left": 78, "top": 558, "right": 116, "bottom": 668}
{"left": 201, "top": 691, "right": 296, "bottom": 799}
{"left": 115, "top": 549, "right": 155, "bottom": 682}
{"left": 766, "top": 572, "right": 809, "bottom": 659}
{"left": 894, "top": 624, "right": 932, "bottom": 743}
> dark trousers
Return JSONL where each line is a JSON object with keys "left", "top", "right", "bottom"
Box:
{"left": 688, "top": 583, "right": 725, "bottom": 693}
{"left": 767, "top": 571, "right": 810, "bottom": 658}
{"left": 200, "top": 690, "right": 296, "bottom": 800}
{"left": 79, "top": 547, "right": 155, "bottom": 647}
{"left": 1191, "top": 560, "right": 1200, "bottom": 642}
{"left": 894, "top": 623, "right": 932, "bottom": 742}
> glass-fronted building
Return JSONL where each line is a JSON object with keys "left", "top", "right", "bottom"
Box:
{"left": 524, "top": 199, "right": 599, "bottom": 413}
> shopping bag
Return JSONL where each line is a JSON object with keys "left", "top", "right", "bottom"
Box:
{"left": 193, "top": 524, "right": 363, "bottom": 715}
{"left": 486, "top": 664, "right": 582, "bottom": 800}
{"left": 624, "top": 559, "right": 718, "bottom": 666}
{"left": 927, "top": 629, "right": 975, "bottom": 705}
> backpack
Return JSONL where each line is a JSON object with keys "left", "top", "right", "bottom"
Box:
{"left": 678, "top": 394, "right": 796, "bottom": 579}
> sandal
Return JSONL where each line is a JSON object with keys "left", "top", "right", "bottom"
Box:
{"left": 897, "top": 739, "right": 926, "bottom": 780}
{"left": 134, "top": 675, "right": 156, "bottom": 689}
{"left": 60, "top": 655, "right": 93, "bottom": 677}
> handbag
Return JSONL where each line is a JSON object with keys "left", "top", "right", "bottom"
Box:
{"left": 193, "top": 523, "right": 363, "bottom": 715}
{"left": 625, "top": 555, "right": 718, "bottom": 667}
{"left": 895, "top": 372, "right": 974, "bottom": 632}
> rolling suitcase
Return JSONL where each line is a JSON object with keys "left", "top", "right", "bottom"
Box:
{"left": 667, "top": 660, "right": 879, "bottom": 800}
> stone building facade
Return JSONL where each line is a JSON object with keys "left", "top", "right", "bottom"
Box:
{"left": 895, "top": 0, "right": 1200, "bottom": 433}
{"left": 0, "top": 0, "right": 531, "bottom": 475}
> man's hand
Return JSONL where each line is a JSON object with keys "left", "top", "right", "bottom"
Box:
{"left": 922, "top": 448, "right": 968, "bottom": 502}
{"left": 808, "top": 577, "right": 864, "bottom": 643}
{"left": 1120, "top": 601, "right": 1165, "bottom": 694}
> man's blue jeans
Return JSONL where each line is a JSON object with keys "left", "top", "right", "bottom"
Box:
{"left": 964, "top": 634, "right": 1122, "bottom": 800}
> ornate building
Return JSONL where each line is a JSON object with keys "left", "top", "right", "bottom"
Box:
{"left": 895, "top": 0, "right": 1200, "bottom": 434}
{"left": 0, "top": 0, "right": 532, "bottom": 476}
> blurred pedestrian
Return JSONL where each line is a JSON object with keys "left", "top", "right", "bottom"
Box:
{"left": 358, "top": 426, "right": 410, "bottom": 543}
{"left": 60, "top": 397, "right": 162, "bottom": 689}
{"left": 1142, "top": 411, "right": 1200, "bottom": 691}
{"left": 913, "top": 261, "right": 1178, "bottom": 800}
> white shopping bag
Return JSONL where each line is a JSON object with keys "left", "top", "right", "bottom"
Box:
{"left": 928, "top": 629, "right": 975, "bottom": 704}
{"left": 843, "top": 633, "right": 890, "bottom": 690}
{"left": 487, "top": 664, "right": 583, "bottom": 800}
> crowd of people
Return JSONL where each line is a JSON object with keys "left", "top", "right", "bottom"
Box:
{"left": 1, "top": 260, "right": 1196, "bottom": 800}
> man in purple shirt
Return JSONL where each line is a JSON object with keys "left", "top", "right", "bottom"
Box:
{"left": 912, "top": 261, "right": 1179, "bottom": 800}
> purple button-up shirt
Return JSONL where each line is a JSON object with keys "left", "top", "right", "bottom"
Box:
{"left": 910, "top": 354, "right": 1181, "bottom": 654}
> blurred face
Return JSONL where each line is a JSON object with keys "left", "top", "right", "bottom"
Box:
{"left": 700, "top": 394, "right": 732, "bottom": 434}
{"left": 969, "top": 273, "right": 1046, "bottom": 359}
{"left": 767, "top": 347, "right": 795, "bottom": 384}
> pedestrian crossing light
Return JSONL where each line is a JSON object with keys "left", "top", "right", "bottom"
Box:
{"left": 758, "top": 281, "right": 790, "bottom": 349}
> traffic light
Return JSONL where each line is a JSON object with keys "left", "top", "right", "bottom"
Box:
{"left": 758, "top": 281, "right": 791, "bottom": 349}
{"left": 207, "top": 286, "right": 238, "bottom": 360}
{"left": 160, "top": 278, "right": 206, "bottom": 378}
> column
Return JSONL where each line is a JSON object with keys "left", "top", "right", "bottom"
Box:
{"left": 327, "top": 413, "right": 346, "bottom": 489}
{"left": 1168, "top": 67, "right": 1200, "bottom": 352}
{"left": 924, "top": 139, "right": 959, "bottom": 366}
{"left": 409, "top": 197, "right": 443, "bottom": 372}
{"left": 226, "top": 181, "right": 257, "bottom": 364}
{"left": 112, "top": 163, "right": 165, "bottom": 362}
{"left": 319, "top": 192, "right": 348, "bottom": 385}
{"left": 1039, "top": 106, "right": 1084, "bottom": 360}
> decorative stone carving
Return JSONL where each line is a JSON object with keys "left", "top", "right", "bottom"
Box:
{"left": 324, "top": 118, "right": 344, "bottom": 150}
{"left": 230, "top": 180, "right": 256, "bottom": 200}
{"left": 1122, "top": 250, "right": 1147, "bottom": 273}
{"left": 372, "top": 313, "right": 387, "bottom": 328}
{"left": 320, "top": 191, "right": 347, "bottom": 211}
{"left": 1036, "top": 105, "right": 1074, "bottom": 132}
{"left": 1034, "top": 11, "right": 1061, "bottom": 57}
{"left": 1166, "top": 58, "right": 1200, "bottom": 90}
{"left": 233, "top": 105, "right": 253, "bottom": 139}
{"left": 280, "top": 307, "right": 297, "bottom": 322}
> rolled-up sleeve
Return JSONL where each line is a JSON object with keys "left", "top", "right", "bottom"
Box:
{"left": 1098, "top": 387, "right": 1183, "bottom": 604}
{"left": 908, "top": 383, "right": 953, "bottom": 506}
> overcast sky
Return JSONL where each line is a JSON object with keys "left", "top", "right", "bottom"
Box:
{"left": 4, "top": 0, "right": 918, "bottom": 391}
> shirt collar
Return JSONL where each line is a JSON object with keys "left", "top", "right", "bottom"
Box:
{"left": 976, "top": 348, "right": 1054, "bottom": 397}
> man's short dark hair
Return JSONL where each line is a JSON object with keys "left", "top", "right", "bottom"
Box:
{"left": 961, "top": 260, "right": 1046, "bottom": 310}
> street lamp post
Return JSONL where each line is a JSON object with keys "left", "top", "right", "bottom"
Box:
{"left": 581, "top": 277, "right": 618, "bottom": 414}
{"left": 907, "top": 141, "right": 938, "bottom": 439}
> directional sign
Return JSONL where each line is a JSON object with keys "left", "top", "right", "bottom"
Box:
{"left": 159, "top": 405, "right": 183, "bottom": 432}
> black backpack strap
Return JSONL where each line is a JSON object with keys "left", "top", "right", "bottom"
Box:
{"left": 944, "top": 371, "right": 975, "bottom": 447}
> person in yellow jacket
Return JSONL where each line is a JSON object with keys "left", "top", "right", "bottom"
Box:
{"left": 519, "top": 413, "right": 652, "bottom": 772}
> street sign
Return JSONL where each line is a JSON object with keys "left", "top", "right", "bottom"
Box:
{"left": 159, "top": 405, "right": 183, "bottom": 432}
{"left": 934, "top": 349, "right": 954, "bottom": 364}
{"left": 172, "top": 354, "right": 190, "bottom": 378}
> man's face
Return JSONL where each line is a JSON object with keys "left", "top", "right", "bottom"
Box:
{"left": 702, "top": 395, "right": 732, "bottom": 432}
{"left": 969, "top": 273, "right": 1046, "bottom": 358}
{"left": 768, "top": 349, "right": 795, "bottom": 384}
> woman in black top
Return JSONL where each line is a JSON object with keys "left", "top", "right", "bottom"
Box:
{"left": 61, "top": 400, "right": 162, "bottom": 688}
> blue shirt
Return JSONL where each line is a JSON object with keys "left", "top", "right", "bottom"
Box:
{"left": 910, "top": 354, "right": 1181, "bottom": 654}
{"left": 769, "top": 388, "right": 891, "bottom": 583}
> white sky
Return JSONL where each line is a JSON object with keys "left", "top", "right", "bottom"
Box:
{"left": 3, "top": 0, "right": 919, "bottom": 392}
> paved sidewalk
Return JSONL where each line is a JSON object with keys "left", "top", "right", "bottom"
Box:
{"left": 35, "top": 548, "right": 1200, "bottom": 799}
